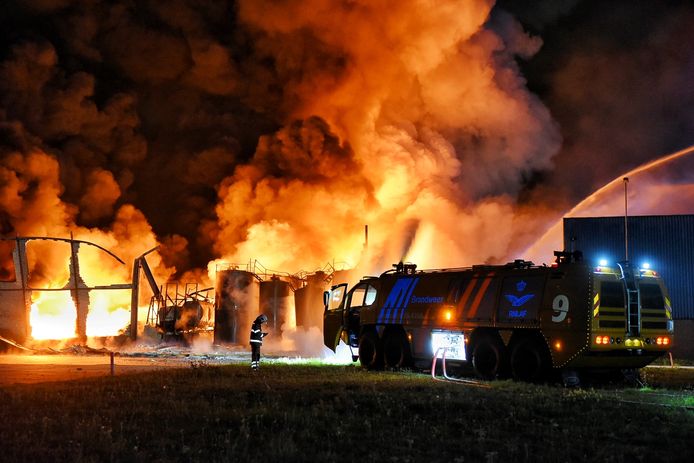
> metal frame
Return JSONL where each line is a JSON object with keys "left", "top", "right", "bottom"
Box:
{"left": 0, "top": 236, "right": 132, "bottom": 342}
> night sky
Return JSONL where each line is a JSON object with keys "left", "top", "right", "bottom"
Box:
{"left": 0, "top": 0, "right": 692, "bottom": 276}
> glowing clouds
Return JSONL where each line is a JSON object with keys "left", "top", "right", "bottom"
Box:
{"left": 0, "top": 149, "right": 173, "bottom": 340}
{"left": 214, "top": 117, "right": 372, "bottom": 270}
{"left": 79, "top": 169, "right": 122, "bottom": 223}
{"left": 0, "top": 151, "right": 75, "bottom": 236}
{"left": 404, "top": 197, "right": 517, "bottom": 268}
{"left": 225, "top": 0, "right": 561, "bottom": 270}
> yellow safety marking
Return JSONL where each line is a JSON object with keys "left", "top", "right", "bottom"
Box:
{"left": 593, "top": 293, "right": 600, "bottom": 318}
{"left": 665, "top": 297, "right": 672, "bottom": 319}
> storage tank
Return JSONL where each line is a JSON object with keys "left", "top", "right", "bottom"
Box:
{"left": 294, "top": 271, "right": 328, "bottom": 329}
{"left": 157, "top": 300, "right": 204, "bottom": 335}
{"left": 259, "top": 277, "right": 293, "bottom": 334}
{"left": 214, "top": 270, "right": 259, "bottom": 344}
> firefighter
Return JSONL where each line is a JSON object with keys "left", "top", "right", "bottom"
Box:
{"left": 250, "top": 314, "right": 268, "bottom": 370}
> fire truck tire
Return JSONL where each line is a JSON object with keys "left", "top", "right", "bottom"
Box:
{"left": 358, "top": 331, "right": 383, "bottom": 370}
{"left": 471, "top": 334, "right": 506, "bottom": 380}
{"left": 383, "top": 331, "right": 411, "bottom": 369}
{"left": 510, "top": 337, "right": 549, "bottom": 382}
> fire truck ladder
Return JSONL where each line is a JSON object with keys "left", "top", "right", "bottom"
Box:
{"left": 617, "top": 262, "right": 641, "bottom": 337}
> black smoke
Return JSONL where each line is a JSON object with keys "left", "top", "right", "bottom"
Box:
{"left": 1, "top": 0, "right": 691, "bottom": 273}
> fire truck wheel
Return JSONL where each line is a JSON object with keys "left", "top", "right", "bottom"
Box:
{"left": 510, "top": 337, "right": 548, "bottom": 382}
{"left": 383, "top": 331, "right": 410, "bottom": 369}
{"left": 358, "top": 331, "right": 383, "bottom": 370}
{"left": 471, "top": 334, "right": 505, "bottom": 380}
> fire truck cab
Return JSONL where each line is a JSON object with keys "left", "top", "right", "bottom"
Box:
{"left": 323, "top": 252, "right": 674, "bottom": 380}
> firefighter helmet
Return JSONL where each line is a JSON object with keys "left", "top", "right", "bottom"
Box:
{"left": 256, "top": 314, "right": 268, "bottom": 324}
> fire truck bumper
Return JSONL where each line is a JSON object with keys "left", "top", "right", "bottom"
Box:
{"left": 567, "top": 349, "right": 667, "bottom": 369}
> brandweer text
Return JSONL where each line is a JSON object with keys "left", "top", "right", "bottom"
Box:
{"left": 410, "top": 296, "right": 444, "bottom": 304}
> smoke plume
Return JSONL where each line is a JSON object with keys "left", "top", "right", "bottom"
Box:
{"left": 217, "top": 0, "right": 561, "bottom": 271}
{"left": 1, "top": 0, "right": 691, "bottom": 283}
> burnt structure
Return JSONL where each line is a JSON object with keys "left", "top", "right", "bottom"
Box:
{"left": 0, "top": 237, "right": 132, "bottom": 343}
{"left": 146, "top": 282, "right": 213, "bottom": 340}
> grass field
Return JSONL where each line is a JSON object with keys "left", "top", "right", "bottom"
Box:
{"left": 0, "top": 363, "right": 692, "bottom": 462}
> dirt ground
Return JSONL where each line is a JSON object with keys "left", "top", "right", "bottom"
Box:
{"left": 0, "top": 354, "right": 197, "bottom": 385}
{"left": 0, "top": 345, "right": 310, "bottom": 385}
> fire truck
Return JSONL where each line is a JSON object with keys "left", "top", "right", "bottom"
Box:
{"left": 323, "top": 251, "right": 674, "bottom": 381}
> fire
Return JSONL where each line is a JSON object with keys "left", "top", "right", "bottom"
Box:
{"left": 29, "top": 291, "right": 77, "bottom": 340}
{"left": 1, "top": 2, "right": 687, "bottom": 352}
{"left": 85, "top": 291, "right": 131, "bottom": 338}
{"left": 20, "top": 232, "right": 175, "bottom": 343}
{"left": 23, "top": 239, "right": 136, "bottom": 341}
{"left": 29, "top": 290, "right": 134, "bottom": 341}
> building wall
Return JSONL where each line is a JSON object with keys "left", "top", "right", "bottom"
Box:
{"left": 564, "top": 215, "right": 694, "bottom": 319}
{"left": 672, "top": 320, "right": 694, "bottom": 360}
{"left": 564, "top": 215, "right": 694, "bottom": 359}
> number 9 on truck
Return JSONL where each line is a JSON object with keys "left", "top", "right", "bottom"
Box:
{"left": 552, "top": 295, "right": 569, "bottom": 323}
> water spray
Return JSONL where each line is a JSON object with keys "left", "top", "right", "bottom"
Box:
{"left": 524, "top": 143, "right": 694, "bottom": 263}
{"left": 623, "top": 177, "right": 629, "bottom": 261}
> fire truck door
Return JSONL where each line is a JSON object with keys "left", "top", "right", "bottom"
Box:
{"left": 323, "top": 283, "right": 348, "bottom": 351}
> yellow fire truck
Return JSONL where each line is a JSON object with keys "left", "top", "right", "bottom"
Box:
{"left": 323, "top": 251, "right": 674, "bottom": 381}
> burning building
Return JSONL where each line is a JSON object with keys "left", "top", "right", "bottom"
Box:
{"left": 0, "top": 237, "right": 134, "bottom": 344}
{"left": 0, "top": 1, "right": 692, "bottom": 345}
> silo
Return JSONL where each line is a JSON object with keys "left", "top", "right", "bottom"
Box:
{"left": 259, "top": 276, "right": 293, "bottom": 334}
{"left": 294, "top": 271, "right": 328, "bottom": 329}
{"left": 294, "top": 285, "right": 309, "bottom": 329}
{"left": 214, "top": 270, "right": 259, "bottom": 344}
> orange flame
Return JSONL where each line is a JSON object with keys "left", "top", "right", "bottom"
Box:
{"left": 29, "top": 291, "right": 77, "bottom": 340}
{"left": 85, "top": 291, "right": 131, "bottom": 337}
